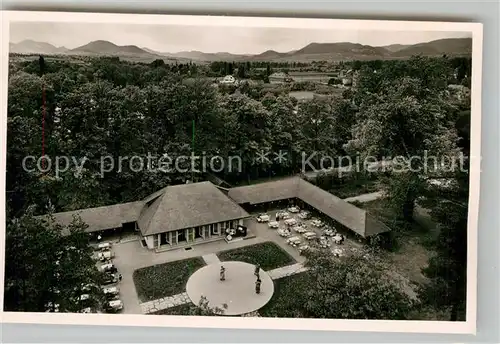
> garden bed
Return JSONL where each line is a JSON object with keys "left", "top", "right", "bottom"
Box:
{"left": 259, "top": 272, "right": 311, "bottom": 318}
{"left": 218, "top": 242, "right": 296, "bottom": 271}
{"left": 133, "top": 257, "right": 205, "bottom": 302}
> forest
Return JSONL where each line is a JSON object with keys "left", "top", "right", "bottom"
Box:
{"left": 5, "top": 53, "right": 472, "bottom": 319}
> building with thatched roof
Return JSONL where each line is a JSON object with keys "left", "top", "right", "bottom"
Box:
{"left": 49, "top": 181, "right": 250, "bottom": 251}
{"left": 47, "top": 177, "right": 388, "bottom": 252}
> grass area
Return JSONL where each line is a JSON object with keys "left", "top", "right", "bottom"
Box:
{"left": 359, "top": 198, "right": 438, "bottom": 286}
{"left": 218, "top": 242, "right": 296, "bottom": 271}
{"left": 133, "top": 257, "right": 205, "bottom": 302}
{"left": 259, "top": 272, "right": 311, "bottom": 318}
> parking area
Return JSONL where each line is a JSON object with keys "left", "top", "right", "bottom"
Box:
{"left": 94, "top": 234, "right": 269, "bottom": 314}
{"left": 246, "top": 207, "right": 364, "bottom": 260}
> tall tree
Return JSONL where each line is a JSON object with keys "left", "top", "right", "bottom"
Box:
{"left": 4, "top": 208, "right": 104, "bottom": 312}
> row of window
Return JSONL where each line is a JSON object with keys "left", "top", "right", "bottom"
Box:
{"left": 154, "top": 220, "right": 239, "bottom": 247}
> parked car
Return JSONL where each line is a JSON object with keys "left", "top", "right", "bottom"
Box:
{"left": 286, "top": 236, "right": 302, "bottom": 247}
{"left": 105, "top": 300, "right": 124, "bottom": 313}
{"left": 97, "top": 242, "right": 112, "bottom": 251}
{"left": 103, "top": 286, "right": 119, "bottom": 295}
{"left": 98, "top": 263, "right": 116, "bottom": 273}
{"left": 318, "top": 236, "right": 331, "bottom": 248}
{"left": 277, "top": 211, "right": 290, "bottom": 220}
{"left": 298, "top": 245, "right": 310, "bottom": 255}
{"left": 284, "top": 218, "right": 297, "bottom": 226}
{"left": 79, "top": 307, "right": 93, "bottom": 313}
{"left": 256, "top": 214, "right": 270, "bottom": 223}
{"left": 292, "top": 225, "right": 306, "bottom": 233}
{"left": 332, "top": 248, "right": 345, "bottom": 257}
{"left": 277, "top": 228, "right": 291, "bottom": 237}
{"left": 98, "top": 250, "right": 114, "bottom": 261}
{"left": 311, "top": 219, "right": 324, "bottom": 227}
{"left": 298, "top": 211, "right": 310, "bottom": 219}
{"left": 323, "top": 227, "right": 336, "bottom": 236}
{"left": 302, "top": 231, "right": 317, "bottom": 240}
{"left": 288, "top": 206, "right": 300, "bottom": 213}
{"left": 268, "top": 221, "right": 279, "bottom": 229}
{"left": 102, "top": 273, "right": 119, "bottom": 285}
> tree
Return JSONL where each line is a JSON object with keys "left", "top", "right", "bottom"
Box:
{"left": 298, "top": 251, "right": 414, "bottom": 319}
{"left": 4, "top": 207, "right": 104, "bottom": 312}
{"left": 345, "top": 75, "right": 460, "bottom": 222}
{"left": 39, "top": 55, "right": 46, "bottom": 76}
{"left": 419, "top": 168, "right": 469, "bottom": 321}
{"left": 189, "top": 295, "right": 227, "bottom": 316}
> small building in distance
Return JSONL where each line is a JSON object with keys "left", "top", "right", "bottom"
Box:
{"left": 269, "top": 72, "right": 294, "bottom": 84}
{"left": 219, "top": 75, "right": 238, "bottom": 85}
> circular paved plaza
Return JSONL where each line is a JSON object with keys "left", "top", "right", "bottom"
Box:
{"left": 186, "top": 261, "right": 274, "bottom": 316}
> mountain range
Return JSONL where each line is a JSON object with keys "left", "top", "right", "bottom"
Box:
{"left": 9, "top": 37, "right": 472, "bottom": 62}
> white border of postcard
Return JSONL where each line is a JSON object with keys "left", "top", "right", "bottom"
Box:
{"left": 0, "top": 10, "right": 483, "bottom": 334}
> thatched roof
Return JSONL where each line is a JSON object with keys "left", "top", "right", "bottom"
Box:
{"left": 228, "top": 177, "right": 300, "bottom": 204}
{"left": 137, "top": 182, "right": 250, "bottom": 235}
{"left": 48, "top": 181, "right": 249, "bottom": 236}
{"left": 49, "top": 201, "right": 144, "bottom": 234}
{"left": 227, "top": 177, "right": 390, "bottom": 238}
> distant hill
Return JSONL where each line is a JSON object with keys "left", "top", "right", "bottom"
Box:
{"left": 392, "top": 38, "right": 472, "bottom": 57}
{"left": 9, "top": 37, "right": 473, "bottom": 62}
{"left": 381, "top": 44, "right": 411, "bottom": 53}
{"left": 250, "top": 50, "right": 289, "bottom": 61}
{"left": 71, "top": 40, "right": 149, "bottom": 55}
{"left": 10, "top": 40, "right": 68, "bottom": 54}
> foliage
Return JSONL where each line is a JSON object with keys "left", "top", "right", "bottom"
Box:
{"left": 217, "top": 242, "right": 295, "bottom": 271}
{"left": 301, "top": 251, "right": 415, "bottom": 319}
{"left": 132, "top": 257, "right": 205, "bottom": 302}
{"left": 419, "top": 168, "right": 469, "bottom": 320}
{"left": 4, "top": 208, "right": 104, "bottom": 312}
{"left": 262, "top": 251, "right": 414, "bottom": 319}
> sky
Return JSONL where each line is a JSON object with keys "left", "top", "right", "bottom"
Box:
{"left": 10, "top": 22, "right": 472, "bottom": 54}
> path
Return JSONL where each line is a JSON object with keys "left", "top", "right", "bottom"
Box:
{"left": 202, "top": 253, "right": 221, "bottom": 265}
{"left": 343, "top": 191, "right": 385, "bottom": 203}
{"left": 140, "top": 262, "right": 307, "bottom": 314}
{"left": 266, "top": 263, "right": 308, "bottom": 279}
{"left": 140, "top": 292, "right": 190, "bottom": 314}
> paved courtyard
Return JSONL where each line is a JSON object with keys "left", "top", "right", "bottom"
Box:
{"left": 186, "top": 261, "right": 275, "bottom": 316}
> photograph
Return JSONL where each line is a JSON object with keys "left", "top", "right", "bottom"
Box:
{"left": 1, "top": 11, "right": 482, "bottom": 333}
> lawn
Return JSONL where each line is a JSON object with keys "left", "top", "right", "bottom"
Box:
{"left": 358, "top": 198, "right": 438, "bottom": 286}
{"left": 218, "top": 242, "right": 296, "bottom": 271}
{"left": 133, "top": 257, "right": 205, "bottom": 302}
{"left": 259, "top": 272, "right": 311, "bottom": 318}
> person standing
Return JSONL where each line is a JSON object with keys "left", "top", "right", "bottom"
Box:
{"left": 220, "top": 266, "right": 226, "bottom": 281}
{"left": 255, "top": 278, "right": 261, "bottom": 294}
{"left": 254, "top": 264, "right": 260, "bottom": 278}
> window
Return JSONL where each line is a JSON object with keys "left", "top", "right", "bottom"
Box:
{"left": 171, "top": 231, "right": 178, "bottom": 245}
{"left": 211, "top": 223, "right": 219, "bottom": 236}
{"left": 204, "top": 226, "right": 210, "bottom": 238}
{"left": 196, "top": 226, "right": 203, "bottom": 239}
